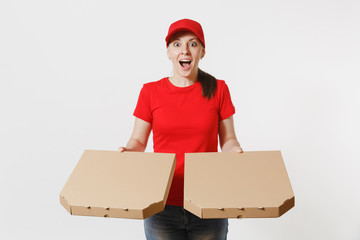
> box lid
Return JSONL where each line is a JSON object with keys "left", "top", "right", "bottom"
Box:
{"left": 60, "top": 150, "right": 176, "bottom": 219}
{"left": 184, "top": 151, "right": 294, "bottom": 219}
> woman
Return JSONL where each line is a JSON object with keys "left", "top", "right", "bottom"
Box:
{"left": 119, "top": 18, "right": 243, "bottom": 240}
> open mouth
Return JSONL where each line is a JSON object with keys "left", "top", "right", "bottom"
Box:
{"left": 179, "top": 60, "right": 191, "bottom": 69}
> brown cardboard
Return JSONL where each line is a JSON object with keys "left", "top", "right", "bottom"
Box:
{"left": 184, "top": 151, "right": 294, "bottom": 219}
{"left": 60, "top": 150, "right": 176, "bottom": 219}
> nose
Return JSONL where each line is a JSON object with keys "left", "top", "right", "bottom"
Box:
{"left": 180, "top": 44, "right": 190, "bottom": 55}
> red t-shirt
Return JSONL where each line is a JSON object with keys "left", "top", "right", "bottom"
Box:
{"left": 133, "top": 77, "right": 235, "bottom": 206}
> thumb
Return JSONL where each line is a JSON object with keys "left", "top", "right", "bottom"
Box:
{"left": 118, "top": 146, "right": 127, "bottom": 152}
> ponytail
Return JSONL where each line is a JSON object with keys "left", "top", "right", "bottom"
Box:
{"left": 198, "top": 68, "right": 217, "bottom": 99}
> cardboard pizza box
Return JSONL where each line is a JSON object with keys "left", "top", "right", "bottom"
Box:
{"left": 60, "top": 150, "right": 176, "bottom": 219}
{"left": 184, "top": 151, "right": 294, "bottom": 219}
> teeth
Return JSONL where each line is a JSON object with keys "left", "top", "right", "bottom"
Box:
{"left": 179, "top": 59, "right": 191, "bottom": 67}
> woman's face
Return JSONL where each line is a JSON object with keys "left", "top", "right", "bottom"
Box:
{"left": 167, "top": 31, "right": 205, "bottom": 79}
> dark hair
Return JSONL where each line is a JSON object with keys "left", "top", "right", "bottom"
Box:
{"left": 198, "top": 68, "right": 217, "bottom": 99}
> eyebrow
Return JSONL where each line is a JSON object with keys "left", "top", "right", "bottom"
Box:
{"left": 173, "top": 38, "right": 198, "bottom": 42}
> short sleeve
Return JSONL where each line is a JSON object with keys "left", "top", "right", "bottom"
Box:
{"left": 133, "top": 85, "right": 152, "bottom": 123}
{"left": 218, "top": 81, "right": 235, "bottom": 120}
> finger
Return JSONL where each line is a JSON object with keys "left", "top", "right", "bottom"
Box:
{"left": 118, "top": 147, "right": 126, "bottom": 152}
{"left": 237, "top": 148, "right": 243, "bottom": 153}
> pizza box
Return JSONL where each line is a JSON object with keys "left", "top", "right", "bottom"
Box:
{"left": 60, "top": 150, "right": 176, "bottom": 219}
{"left": 184, "top": 151, "right": 294, "bottom": 219}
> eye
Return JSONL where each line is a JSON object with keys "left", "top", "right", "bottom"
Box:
{"left": 190, "top": 42, "right": 197, "bottom": 47}
{"left": 174, "top": 42, "right": 180, "bottom": 47}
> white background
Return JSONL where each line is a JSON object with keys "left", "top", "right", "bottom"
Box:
{"left": 1, "top": 0, "right": 359, "bottom": 239}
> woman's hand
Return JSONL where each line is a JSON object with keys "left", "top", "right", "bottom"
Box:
{"left": 118, "top": 117, "right": 152, "bottom": 153}
{"left": 219, "top": 116, "right": 243, "bottom": 153}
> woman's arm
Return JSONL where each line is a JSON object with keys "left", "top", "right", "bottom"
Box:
{"left": 118, "top": 117, "right": 152, "bottom": 152}
{"left": 219, "top": 116, "right": 243, "bottom": 153}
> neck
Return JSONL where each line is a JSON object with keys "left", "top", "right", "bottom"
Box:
{"left": 169, "top": 70, "right": 198, "bottom": 87}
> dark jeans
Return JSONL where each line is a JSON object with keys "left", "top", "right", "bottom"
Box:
{"left": 144, "top": 205, "right": 228, "bottom": 240}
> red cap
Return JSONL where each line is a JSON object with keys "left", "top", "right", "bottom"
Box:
{"left": 165, "top": 19, "right": 205, "bottom": 48}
